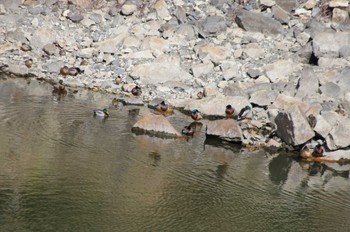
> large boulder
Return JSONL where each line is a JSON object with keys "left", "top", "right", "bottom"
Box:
{"left": 273, "top": 94, "right": 311, "bottom": 114}
{"left": 197, "top": 15, "right": 227, "bottom": 37}
{"left": 206, "top": 119, "right": 243, "bottom": 142}
{"left": 263, "top": 59, "right": 302, "bottom": 83}
{"left": 326, "top": 117, "right": 350, "bottom": 150}
{"left": 295, "top": 67, "right": 319, "bottom": 99}
{"left": 275, "top": 105, "right": 315, "bottom": 146}
{"left": 184, "top": 95, "right": 251, "bottom": 118}
{"left": 132, "top": 114, "right": 181, "bottom": 137}
{"left": 312, "top": 32, "right": 350, "bottom": 58}
{"left": 235, "top": 10, "right": 284, "bottom": 34}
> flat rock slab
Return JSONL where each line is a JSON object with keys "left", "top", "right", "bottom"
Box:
{"left": 132, "top": 114, "right": 181, "bottom": 137}
{"left": 184, "top": 95, "right": 250, "bottom": 118}
{"left": 206, "top": 119, "right": 243, "bottom": 142}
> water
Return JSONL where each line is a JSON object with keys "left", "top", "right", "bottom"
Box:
{"left": 0, "top": 78, "right": 350, "bottom": 232}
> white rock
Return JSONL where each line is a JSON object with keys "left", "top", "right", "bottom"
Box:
{"left": 191, "top": 62, "right": 214, "bottom": 78}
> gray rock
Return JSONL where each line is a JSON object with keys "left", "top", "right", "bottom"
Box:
{"left": 274, "top": 94, "right": 311, "bottom": 115}
{"left": 0, "top": 4, "right": 6, "bottom": 15}
{"left": 327, "top": 118, "right": 350, "bottom": 150}
{"left": 339, "top": 45, "right": 350, "bottom": 58}
{"left": 96, "top": 31, "right": 128, "bottom": 53}
{"left": 197, "top": 15, "right": 227, "bottom": 37}
{"left": 121, "top": 3, "right": 137, "bottom": 16}
{"left": 313, "top": 32, "right": 350, "bottom": 58}
{"left": 275, "top": 0, "right": 297, "bottom": 13}
{"left": 6, "top": 28, "right": 27, "bottom": 44}
{"left": 132, "top": 114, "right": 181, "bottom": 137}
{"left": 247, "top": 68, "right": 262, "bottom": 78}
{"left": 294, "top": 41, "right": 313, "bottom": 64}
{"left": 29, "top": 27, "right": 56, "bottom": 49}
{"left": 320, "top": 82, "right": 341, "bottom": 100}
{"left": 89, "top": 13, "right": 102, "bottom": 24}
{"left": 42, "top": 61, "right": 63, "bottom": 73}
{"left": 250, "top": 89, "right": 278, "bottom": 106}
{"left": 206, "top": 119, "right": 243, "bottom": 142}
{"left": 7, "top": 64, "right": 30, "bottom": 76}
{"left": 271, "top": 5, "right": 290, "bottom": 24}
{"left": 191, "top": 62, "right": 214, "bottom": 78}
{"left": 264, "top": 59, "right": 301, "bottom": 83}
{"left": 314, "top": 114, "right": 332, "bottom": 138}
{"left": 275, "top": 105, "right": 315, "bottom": 146}
{"left": 176, "top": 24, "right": 196, "bottom": 40}
{"left": 235, "top": 10, "right": 284, "bottom": 35}
{"left": 130, "top": 62, "right": 192, "bottom": 85}
{"left": 43, "top": 44, "right": 57, "bottom": 55}
{"left": 174, "top": 5, "right": 187, "bottom": 24}
{"left": 295, "top": 67, "right": 319, "bottom": 99}
{"left": 223, "top": 83, "right": 248, "bottom": 98}
{"left": 68, "top": 12, "right": 84, "bottom": 23}
{"left": 184, "top": 95, "right": 251, "bottom": 118}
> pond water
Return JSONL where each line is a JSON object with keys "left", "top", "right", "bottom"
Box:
{"left": 0, "top": 78, "right": 350, "bottom": 232}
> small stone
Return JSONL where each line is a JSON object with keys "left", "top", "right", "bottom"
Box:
{"left": 0, "top": 4, "right": 6, "bottom": 15}
{"left": 43, "top": 44, "right": 57, "bottom": 55}
{"left": 121, "top": 3, "right": 137, "bottom": 16}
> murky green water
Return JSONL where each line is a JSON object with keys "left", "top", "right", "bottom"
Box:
{"left": 0, "top": 78, "right": 350, "bottom": 232}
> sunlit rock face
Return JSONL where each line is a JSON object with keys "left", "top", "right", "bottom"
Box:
{"left": 206, "top": 119, "right": 242, "bottom": 142}
{"left": 132, "top": 113, "right": 181, "bottom": 137}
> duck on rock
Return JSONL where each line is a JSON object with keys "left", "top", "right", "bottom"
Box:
{"left": 238, "top": 105, "right": 252, "bottom": 120}
{"left": 225, "top": 105, "right": 235, "bottom": 119}
{"left": 312, "top": 144, "right": 324, "bottom": 157}
{"left": 131, "top": 86, "right": 142, "bottom": 96}
{"left": 156, "top": 101, "right": 174, "bottom": 114}
{"left": 93, "top": 108, "right": 109, "bottom": 118}
{"left": 191, "top": 109, "right": 202, "bottom": 121}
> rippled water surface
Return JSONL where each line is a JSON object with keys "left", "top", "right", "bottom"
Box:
{"left": 1, "top": 78, "right": 350, "bottom": 232}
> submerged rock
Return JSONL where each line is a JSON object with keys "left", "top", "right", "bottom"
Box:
{"left": 132, "top": 114, "right": 181, "bottom": 137}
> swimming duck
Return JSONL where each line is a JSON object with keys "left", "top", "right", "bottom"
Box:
{"left": 93, "top": 108, "right": 109, "bottom": 118}
{"left": 131, "top": 85, "right": 142, "bottom": 96}
{"left": 25, "top": 58, "right": 33, "bottom": 68}
{"left": 182, "top": 125, "right": 194, "bottom": 136}
{"left": 312, "top": 144, "right": 324, "bottom": 158}
{"left": 191, "top": 109, "right": 203, "bottom": 121}
{"left": 68, "top": 67, "right": 83, "bottom": 76}
{"left": 225, "top": 105, "right": 235, "bottom": 119}
{"left": 238, "top": 105, "right": 252, "bottom": 120}
{"left": 20, "top": 43, "right": 32, "bottom": 52}
{"left": 300, "top": 145, "right": 312, "bottom": 159}
{"left": 60, "top": 66, "right": 69, "bottom": 76}
{"left": 53, "top": 80, "right": 66, "bottom": 92}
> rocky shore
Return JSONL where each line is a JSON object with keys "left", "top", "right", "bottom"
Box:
{"left": 1, "top": 0, "right": 350, "bottom": 159}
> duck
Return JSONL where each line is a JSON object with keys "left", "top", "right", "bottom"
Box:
{"left": 131, "top": 85, "right": 142, "bottom": 96}
{"left": 300, "top": 145, "right": 312, "bottom": 159}
{"left": 156, "top": 101, "right": 173, "bottom": 114}
{"left": 182, "top": 125, "right": 194, "bottom": 136}
{"left": 20, "top": 43, "right": 32, "bottom": 52}
{"left": 191, "top": 109, "right": 203, "bottom": 121}
{"left": 307, "top": 114, "right": 317, "bottom": 128}
{"left": 238, "top": 105, "right": 252, "bottom": 120}
{"left": 93, "top": 108, "right": 109, "bottom": 118}
{"left": 312, "top": 144, "right": 324, "bottom": 158}
{"left": 24, "top": 58, "right": 33, "bottom": 68}
{"left": 68, "top": 67, "right": 83, "bottom": 76}
{"left": 53, "top": 80, "right": 66, "bottom": 92}
{"left": 197, "top": 91, "right": 206, "bottom": 99}
{"left": 225, "top": 104, "right": 235, "bottom": 119}
{"left": 60, "top": 66, "right": 69, "bottom": 76}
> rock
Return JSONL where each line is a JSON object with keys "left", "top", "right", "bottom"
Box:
{"left": 320, "top": 82, "right": 341, "bottom": 100}
{"left": 247, "top": 68, "right": 262, "bottom": 79}
{"left": 141, "top": 37, "right": 170, "bottom": 56}
{"left": 0, "top": 4, "right": 6, "bottom": 15}
{"left": 184, "top": 95, "right": 251, "bottom": 118}
{"left": 276, "top": 0, "right": 298, "bottom": 12}
{"left": 7, "top": 64, "right": 30, "bottom": 76}
{"left": 132, "top": 114, "right": 181, "bottom": 137}
{"left": 295, "top": 67, "right": 319, "bottom": 99}
{"left": 29, "top": 27, "right": 56, "bottom": 49}
{"left": 197, "top": 45, "right": 231, "bottom": 63}
{"left": 197, "top": 15, "right": 227, "bottom": 37}
{"left": 130, "top": 62, "right": 192, "bottom": 85}
{"left": 332, "top": 8, "right": 349, "bottom": 25}
{"left": 327, "top": 118, "right": 350, "bottom": 150}
{"left": 223, "top": 83, "right": 248, "bottom": 98}
{"left": 271, "top": 5, "right": 290, "bottom": 24}
{"left": 206, "top": 119, "right": 243, "bottom": 142}
{"left": 329, "top": 0, "right": 348, "bottom": 8}
{"left": 191, "top": 62, "right": 214, "bottom": 78}
{"left": 119, "top": 97, "right": 144, "bottom": 106}
{"left": 339, "top": 45, "right": 350, "bottom": 58}
{"left": 243, "top": 43, "right": 265, "bottom": 59}
{"left": 313, "top": 114, "right": 332, "bottom": 138}
{"left": 42, "top": 61, "right": 63, "bottom": 73}
{"left": 43, "top": 44, "right": 57, "bottom": 55}
{"left": 304, "top": 0, "right": 317, "bottom": 9}
{"left": 312, "top": 32, "right": 350, "bottom": 58}
{"left": 96, "top": 31, "right": 128, "bottom": 53}
{"left": 121, "top": 3, "right": 137, "bottom": 16}
{"left": 78, "top": 47, "right": 96, "bottom": 59}
{"left": 250, "top": 89, "right": 278, "bottom": 106}
{"left": 264, "top": 59, "right": 302, "bottom": 83}
{"left": 152, "top": 0, "right": 171, "bottom": 20}
{"left": 235, "top": 10, "right": 284, "bottom": 35}
{"left": 68, "top": 12, "right": 84, "bottom": 23}
{"left": 275, "top": 105, "right": 315, "bottom": 146}
{"left": 273, "top": 94, "right": 311, "bottom": 114}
